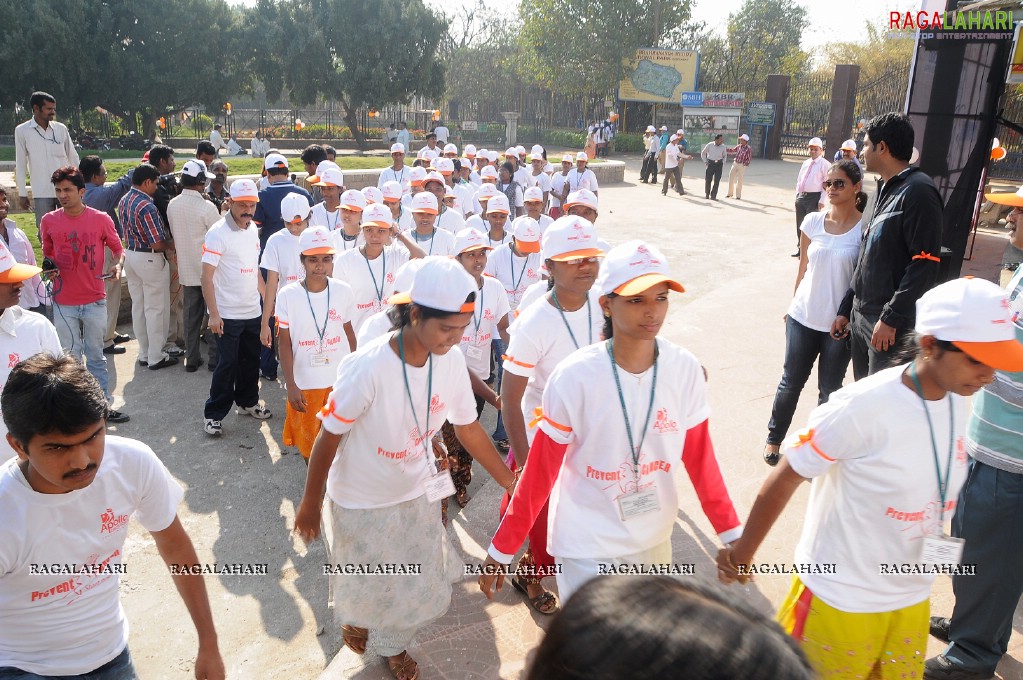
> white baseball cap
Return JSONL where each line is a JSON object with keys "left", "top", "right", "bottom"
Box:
{"left": 596, "top": 241, "right": 684, "bottom": 296}
{"left": 739, "top": 134, "right": 750, "bottom": 141}
{"left": 464, "top": 144, "right": 477, "bottom": 157}
{"left": 808, "top": 137, "right": 824, "bottom": 148}
{"left": 915, "top": 277, "right": 1023, "bottom": 371}
{"left": 423, "top": 171, "right": 445, "bottom": 188}
{"left": 229, "top": 179, "right": 259, "bottom": 201}
{"left": 410, "top": 192, "right": 439, "bottom": 214}
{"left": 561, "top": 154, "right": 574, "bottom": 164}
{"left": 840, "top": 139, "right": 857, "bottom": 152}
{"left": 361, "top": 186, "right": 383, "bottom": 204}
{"left": 480, "top": 166, "right": 498, "bottom": 180}
{"left": 646, "top": 125, "right": 656, "bottom": 133}
{"left": 390, "top": 143, "right": 406, "bottom": 154}
{"left": 436, "top": 157, "right": 455, "bottom": 175}
{"left": 339, "top": 189, "right": 367, "bottom": 212}
{"left": 313, "top": 167, "right": 344, "bottom": 188}
{"left": 564, "top": 189, "right": 598, "bottom": 212}
{"left": 409, "top": 166, "right": 428, "bottom": 187}
{"left": 515, "top": 145, "right": 526, "bottom": 156}
{"left": 308, "top": 160, "right": 340, "bottom": 184}
{"left": 388, "top": 259, "right": 427, "bottom": 300}
{"left": 181, "top": 159, "right": 214, "bottom": 182}
{"left": 529, "top": 153, "right": 544, "bottom": 162}
{"left": 575, "top": 152, "right": 589, "bottom": 162}
{"left": 486, "top": 150, "right": 499, "bottom": 162}
{"left": 387, "top": 257, "right": 476, "bottom": 313}
{"left": 443, "top": 143, "right": 458, "bottom": 156}
{"left": 299, "top": 226, "right": 335, "bottom": 256}
{"left": 669, "top": 134, "right": 679, "bottom": 142}
{"left": 454, "top": 227, "right": 493, "bottom": 254}
{"left": 281, "top": 192, "right": 311, "bottom": 223}
{"left": 530, "top": 144, "right": 544, "bottom": 155}
{"left": 0, "top": 239, "right": 40, "bottom": 283}
{"left": 541, "top": 216, "right": 604, "bottom": 262}
{"left": 504, "top": 147, "right": 518, "bottom": 158}
{"left": 512, "top": 216, "right": 542, "bottom": 253}
{"left": 486, "top": 193, "right": 510, "bottom": 214}
{"left": 360, "top": 203, "right": 393, "bottom": 228}
{"left": 659, "top": 125, "right": 668, "bottom": 131}
{"left": 523, "top": 186, "right": 544, "bottom": 203}
{"left": 476, "top": 184, "right": 499, "bottom": 202}
{"left": 381, "top": 181, "right": 404, "bottom": 202}
{"left": 263, "top": 153, "right": 289, "bottom": 171}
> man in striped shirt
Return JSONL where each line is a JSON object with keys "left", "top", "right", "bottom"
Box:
{"left": 117, "top": 164, "right": 177, "bottom": 371}
{"left": 726, "top": 134, "right": 753, "bottom": 200}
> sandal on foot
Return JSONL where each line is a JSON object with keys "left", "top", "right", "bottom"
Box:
{"left": 386, "top": 651, "right": 420, "bottom": 680}
{"left": 512, "top": 576, "right": 560, "bottom": 615}
{"left": 340, "top": 624, "right": 368, "bottom": 655}
{"left": 763, "top": 446, "right": 781, "bottom": 467}
{"left": 455, "top": 488, "right": 471, "bottom": 508}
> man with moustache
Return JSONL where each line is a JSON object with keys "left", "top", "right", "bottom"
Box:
{"left": 0, "top": 354, "right": 226, "bottom": 679}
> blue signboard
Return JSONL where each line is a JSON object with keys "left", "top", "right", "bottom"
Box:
{"left": 680, "top": 91, "right": 703, "bottom": 107}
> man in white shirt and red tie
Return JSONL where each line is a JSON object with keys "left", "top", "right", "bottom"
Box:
{"left": 725, "top": 134, "right": 753, "bottom": 200}
{"left": 793, "top": 137, "right": 830, "bottom": 257}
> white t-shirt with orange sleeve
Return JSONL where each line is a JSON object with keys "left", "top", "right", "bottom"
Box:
{"left": 460, "top": 276, "right": 509, "bottom": 379}
{"left": 275, "top": 279, "right": 356, "bottom": 390}
{"left": 332, "top": 245, "right": 410, "bottom": 333}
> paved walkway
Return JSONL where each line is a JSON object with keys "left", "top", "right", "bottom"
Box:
{"left": 103, "top": 155, "right": 1022, "bottom": 679}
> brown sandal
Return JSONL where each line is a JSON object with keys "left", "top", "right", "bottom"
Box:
{"left": 454, "top": 488, "right": 471, "bottom": 508}
{"left": 512, "top": 576, "right": 560, "bottom": 615}
{"left": 386, "top": 651, "right": 420, "bottom": 680}
{"left": 341, "top": 624, "right": 368, "bottom": 655}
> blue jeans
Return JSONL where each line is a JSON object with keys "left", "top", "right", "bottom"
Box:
{"left": 205, "top": 316, "right": 261, "bottom": 421}
{"left": 766, "top": 316, "right": 850, "bottom": 445}
{"left": 0, "top": 645, "right": 136, "bottom": 679}
{"left": 53, "top": 300, "right": 109, "bottom": 399}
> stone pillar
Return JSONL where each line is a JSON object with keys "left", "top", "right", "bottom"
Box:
{"left": 502, "top": 112, "right": 520, "bottom": 147}
{"left": 826, "top": 64, "right": 860, "bottom": 156}
{"left": 765, "top": 75, "right": 790, "bottom": 160}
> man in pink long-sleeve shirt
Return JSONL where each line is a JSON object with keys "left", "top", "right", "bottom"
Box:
{"left": 793, "top": 137, "right": 830, "bottom": 258}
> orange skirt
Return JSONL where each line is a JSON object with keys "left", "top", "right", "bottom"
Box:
{"left": 282, "top": 387, "right": 332, "bottom": 458}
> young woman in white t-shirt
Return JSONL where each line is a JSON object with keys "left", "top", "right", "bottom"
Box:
{"left": 276, "top": 227, "right": 357, "bottom": 459}
{"left": 259, "top": 193, "right": 310, "bottom": 351}
{"left": 498, "top": 216, "right": 605, "bottom": 615}
{"left": 295, "top": 258, "right": 516, "bottom": 680}
{"left": 718, "top": 277, "right": 1023, "bottom": 680}
{"left": 480, "top": 241, "right": 742, "bottom": 603}
{"left": 764, "top": 160, "right": 866, "bottom": 466}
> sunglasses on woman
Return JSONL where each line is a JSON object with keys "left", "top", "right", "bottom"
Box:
{"left": 823, "top": 179, "right": 847, "bottom": 189}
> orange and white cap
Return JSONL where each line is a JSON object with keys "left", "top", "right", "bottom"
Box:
{"left": 381, "top": 181, "right": 404, "bottom": 202}
{"left": 512, "top": 216, "right": 541, "bottom": 253}
{"left": 480, "top": 166, "right": 499, "bottom": 181}
{"left": 313, "top": 167, "right": 345, "bottom": 188}
{"left": 443, "top": 143, "right": 458, "bottom": 156}
{"left": 575, "top": 151, "right": 589, "bottom": 163}
{"left": 597, "top": 240, "right": 684, "bottom": 297}
{"left": 436, "top": 157, "right": 455, "bottom": 175}
{"left": 564, "top": 189, "right": 598, "bottom": 212}
{"left": 423, "top": 171, "right": 446, "bottom": 188}
{"left": 299, "top": 226, "right": 335, "bottom": 256}
{"left": 476, "top": 184, "right": 499, "bottom": 202}
{"left": 362, "top": 186, "right": 383, "bottom": 204}
{"left": 560, "top": 154, "right": 574, "bottom": 164}
{"left": 840, "top": 139, "right": 857, "bottom": 152}
{"left": 0, "top": 239, "right": 41, "bottom": 283}
{"left": 530, "top": 144, "right": 544, "bottom": 156}
{"left": 464, "top": 144, "right": 477, "bottom": 158}
{"left": 263, "top": 153, "right": 289, "bottom": 171}
{"left": 387, "top": 257, "right": 476, "bottom": 312}
{"left": 360, "top": 203, "right": 393, "bottom": 229}
{"left": 281, "top": 192, "right": 311, "bottom": 223}
{"left": 915, "top": 277, "right": 1023, "bottom": 371}
{"left": 523, "top": 186, "right": 544, "bottom": 203}
{"left": 486, "top": 194, "right": 510, "bottom": 215}
{"left": 515, "top": 145, "right": 526, "bottom": 157}
{"left": 339, "top": 189, "right": 367, "bottom": 212}
{"left": 410, "top": 192, "right": 439, "bottom": 215}
{"left": 409, "top": 166, "right": 428, "bottom": 187}
{"left": 307, "top": 160, "right": 340, "bottom": 184}
{"left": 417, "top": 147, "right": 439, "bottom": 161}
{"left": 455, "top": 227, "right": 493, "bottom": 254}
{"left": 541, "top": 216, "right": 604, "bottom": 262}
{"left": 229, "top": 179, "right": 259, "bottom": 201}
{"left": 486, "top": 150, "right": 500, "bottom": 163}
{"left": 529, "top": 153, "right": 544, "bottom": 162}
{"left": 390, "top": 142, "right": 406, "bottom": 154}
{"left": 388, "top": 259, "right": 428, "bottom": 302}
{"left": 504, "top": 147, "right": 518, "bottom": 158}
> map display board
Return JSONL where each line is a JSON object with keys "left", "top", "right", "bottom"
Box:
{"left": 619, "top": 49, "right": 699, "bottom": 103}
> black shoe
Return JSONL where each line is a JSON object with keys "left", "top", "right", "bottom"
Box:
{"left": 790, "top": 251, "right": 800, "bottom": 258}
{"left": 148, "top": 357, "right": 178, "bottom": 370}
{"left": 764, "top": 447, "right": 781, "bottom": 466}
{"left": 207, "top": 363, "right": 216, "bottom": 372}
{"left": 929, "top": 616, "right": 950, "bottom": 643}
{"left": 103, "top": 345, "right": 126, "bottom": 355}
{"left": 705, "top": 194, "right": 710, "bottom": 199}
{"left": 138, "top": 360, "right": 148, "bottom": 367}
{"left": 107, "top": 410, "right": 130, "bottom": 424}
{"left": 260, "top": 372, "right": 278, "bottom": 381}
{"left": 185, "top": 359, "right": 205, "bottom": 373}
{"left": 923, "top": 655, "right": 994, "bottom": 679}
{"left": 113, "top": 333, "right": 131, "bottom": 344}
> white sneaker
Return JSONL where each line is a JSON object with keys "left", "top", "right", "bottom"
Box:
{"left": 236, "top": 404, "right": 272, "bottom": 420}
{"left": 204, "top": 419, "right": 223, "bottom": 435}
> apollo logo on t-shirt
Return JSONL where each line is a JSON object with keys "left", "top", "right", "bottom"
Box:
{"left": 7, "top": 352, "right": 20, "bottom": 369}
{"left": 100, "top": 508, "right": 129, "bottom": 534}
{"left": 327, "top": 309, "right": 344, "bottom": 321}
{"left": 652, "top": 408, "right": 679, "bottom": 434}
{"left": 429, "top": 394, "right": 446, "bottom": 415}
{"left": 386, "top": 272, "right": 395, "bottom": 284}
{"left": 955, "top": 437, "right": 967, "bottom": 465}
{"left": 483, "top": 309, "right": 494, "bottom": 321}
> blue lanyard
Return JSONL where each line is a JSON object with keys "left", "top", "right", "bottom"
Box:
{"left": 551, "top": 291, "right": 591, "bottom": 350}
{"left": 362, "top": 246, "right": 386, "bottom": 303}
{"left": 509, "top": 249, "right": 530, "bottom": 293}
{"left": 411, "top": 227, "right": 436, "bottom": 256}
{"left": 607, "top": 339, "right": 659, "bottom": 480}
{"left": 472, "top": 283, "right": 485, "bottom": 335}
{"left": 303, "top": 281, "right": 331, "bottom": 350}
{"left": 909, "top": 362, "right": 956, "bottom": 522}
{"left": 397, "top": 329, "right": 433, "bottom": 460}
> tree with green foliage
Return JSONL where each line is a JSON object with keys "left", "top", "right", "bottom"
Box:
{"left": 249, "top": 0, "right": 446, "bottom": 150}
{"left": 517, "top": 0, "right": 696, "bottom": 96}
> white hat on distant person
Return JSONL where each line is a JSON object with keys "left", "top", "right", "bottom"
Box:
{"left": 281, "top": 192, "right": 311, "bottom": 223}
{"left": 229, "top": 179, "right": 259, "bottom": 201}
{"left": 597, "top": 241, "right": 684, "bottom": 296}
{"left": 390, "top": 143, "right": 406, "bottom": 154}
{"left": 808, "top": 137, "right": 824, "bottom": 148}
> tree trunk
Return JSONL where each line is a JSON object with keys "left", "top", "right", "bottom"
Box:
{"left": 338, "top": 95, "right": 367, "bottom": 151}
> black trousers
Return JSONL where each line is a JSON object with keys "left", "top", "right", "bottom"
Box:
{"left": 705, "top": 160, "right": 723, "bottom": 198}
{"left": 794, "top": 192, "right": 822, "bottom": 248}
{"left": 640, "top": 153, "right": 657, "bottom": 182}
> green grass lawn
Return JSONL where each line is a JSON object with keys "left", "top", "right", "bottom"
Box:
{"left": 11, "top": 213, "right": 43, "bottom": 264}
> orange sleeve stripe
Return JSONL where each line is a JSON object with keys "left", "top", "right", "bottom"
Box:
{"left": 502, "top": 354, "right": 535, "bottom": 369}
{"left": 201, "top": 245, "right": 222, "bottom": 257}
{"left": 794, "top": 429, "right": 835, "bottom": 462}
{"left": 320, "top": 400, "right": 356, "bottom": 423}
{"left": 912, "top": 251, "right": 940, "bottom": 263}
{"left": 541, "top": 413, "right": 572, "bottom": 433}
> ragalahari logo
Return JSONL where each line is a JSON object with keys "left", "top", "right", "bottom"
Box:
{"left": 889, "top": 9, "right": 1013, "bottom": 30}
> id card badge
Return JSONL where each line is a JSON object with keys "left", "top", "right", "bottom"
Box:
{"left": 919, "top": 533, "right": 965, "bottom": 568}
{"left": 466, "top": 346, "right": 485, "bottom": 361}
{"left": 424, "top": 469, "right": 456, "bottom": 503}
{"left": 309, "top": 352, "right": 330, "bottom": 367}
{"left": 616, "top": 486, "right": 660, "bottom": 521}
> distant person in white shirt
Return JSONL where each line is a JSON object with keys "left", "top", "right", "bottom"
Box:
{"left": 208, "top": 124, "right": 228, "bottom": 157}
{"left": 14, "top": 91, "right": 79, "bottom": 230}
{"left": 0, "top": 354, "right": 225, "bottom": 679}
{"left": 433, "top": 121, "right": 450, "bottom": 144}
{"left": 566, "top": 153, "right": 599, "bottom": 197}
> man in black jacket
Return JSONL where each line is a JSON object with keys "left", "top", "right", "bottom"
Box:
{"left": 833, "top": 112, "right": 943, "bottom": 379}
